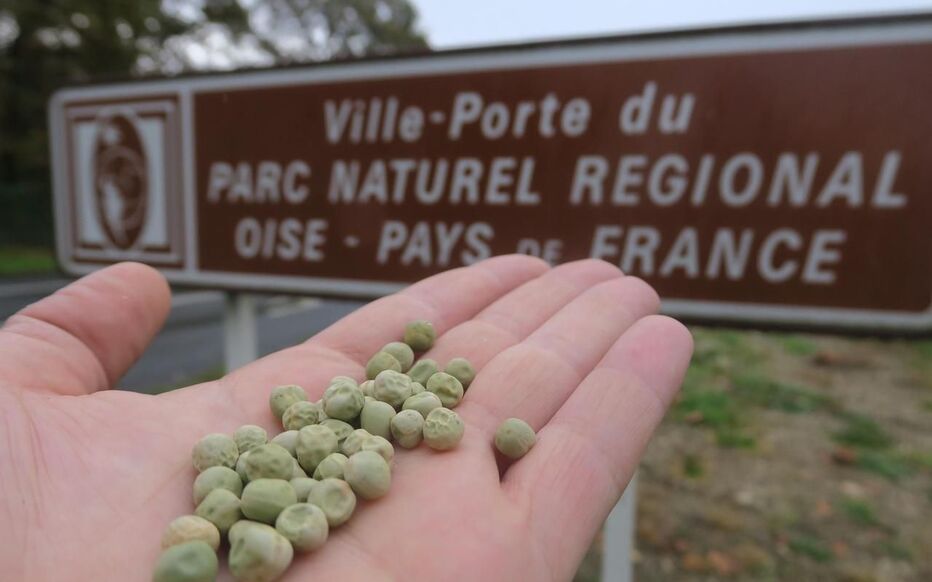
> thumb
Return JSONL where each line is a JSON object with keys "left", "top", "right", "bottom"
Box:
{"left": 0, "top": 262, "right": 171, "bottom": 395}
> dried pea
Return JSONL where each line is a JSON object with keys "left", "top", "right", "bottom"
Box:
{"left": 319, "top": 419, "right": 353, "bottom": 443}
{"left": 359, "top": 399, "right": 395, "bottom": 439}
{"left": 234, "top": 425, "right": 268, "bottom": 453}
{"left": 423, "top": 408, "right": 465, "bottom": 451}
{"left": 244, "top": 444, "right": 294, "bottom": 481}
{"left": 312, "top": 452, "right": 348, "bottom": 480}
{"left": 381, "top": 341, "right": 414, "bottom": 371}
{"left": 281, "top": 401, "right": 323, "bottom": 431}
{"left": 153, "top": 540, "right": 218, "bottom": 582}
{"left": 426, "top": 372, "right": 464, "bottom": 408}
{"left": 361, "top": 435, "right": 394, "bottom": 464}
{"left": 291, "top": 458, "right": 307, "bottom": 479}
{"left": 373, "top": 370, "right": 413, "bottom": 408}
{"left": 161, "top": 515, "right": 221, "bottom": 551}
{"left": 269, "top": 385, "right": 308, "bottom": 420}
{"left": 402, "top": 391, "right": 442, "bottom": 418}
{"left": 340, "top": 428, "right": 372, "bottom": 457}
{"left": 306, "top": 478, "right": 356, "bottom": 527}
{"left": 406, "top": 358, "right": 438, "bottom": 386}
{"left": 195, "top": 488, "right": 242, "bottom": 534}
{"left": 366, "top": 351, "right": 401, "bottom": 380}
{"left": 494, "top": 418, "right": 536, "bottom": 460}
{"left": 275, "top": 503, "right": 329, "bottom": 552}
{"left": 193, "top": 465, "right": 243, "bottom": 506}
{"left": 241, "top": 478, "right": 297, "bottom": 524}
{"left": 322, "top": 382, "right": 364, "bottom": 422}
{"left": 390, "top": 409, "right": 424, "bottom": 449}
{"left": 191, "top": 433, "right": 238, "bottom": 472}
{"left": 228, "top": 521, "right": 293, "bottom": 582}
{"left": 444, "top": 357, "right": 476, "bottom": 389}
{"left": 344, "top": 450, "right": 392, "bottom": 500}
{"left": 269, "top": 431, "right": 298, "bottom": 457}
{"left": 295, "top": 425, "right": 339, "bottom": 473}
{"left": 403, "top": 320, "right": 436, "bottom": 352}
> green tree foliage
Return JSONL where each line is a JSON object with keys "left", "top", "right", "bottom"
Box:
{"left": 0, "top": 0, "right": 427, "bottom": 246}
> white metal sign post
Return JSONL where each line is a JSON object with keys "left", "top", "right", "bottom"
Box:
{"left": 223, "top": 293, "right": 258, "bottom": 372}
{"left": 603, "top": 476, "right": 637, "bottom": 582}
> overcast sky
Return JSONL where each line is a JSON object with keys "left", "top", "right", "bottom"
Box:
{"left": 412, "top": 0, "right": 932, "bottom": 48}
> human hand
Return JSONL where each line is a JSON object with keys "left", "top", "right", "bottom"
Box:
{"left": 0, "top": 256, "right": 692, "bottom": 581}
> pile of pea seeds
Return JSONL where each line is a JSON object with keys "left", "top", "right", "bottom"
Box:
{"left": 153, "top": 320, "right": 537, "bottom": 582}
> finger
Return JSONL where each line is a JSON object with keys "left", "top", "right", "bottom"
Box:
{"left": 311, "top": 254, "right": 549, "bottom": 365}
{"left": 0, "top": 262, "right": 171, "bottom": 395}
{"left": 456, "top": 276, "right": 660, "bottom": 437}
{"left": 505, "top": 316, "right": 693, "bottom": 578}
{"left": 423, "top": 259, "right": 623, "bottom": 371}
{"left": 169, "top": 255, "right": 550, "bottom": 418}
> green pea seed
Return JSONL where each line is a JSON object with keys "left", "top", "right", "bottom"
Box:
{"left": 269, "top": 384, "right": 308, "bottom": 420}
{"left": 228, "top": 522, "right": 293, "bottom": 582}
{"left": 244, "top": 444, "right": 294, "bottom": 481}
{"left": 361, "top": 435, "right": 394, "bottom": 464}
{"left": 403, "top": 320, "right": 436, "bottom": 352}
{"left": 193, "top": 465, "right": 243, "bottom": 506}
{"left": 373, "top": 369, "right": 413, "bottom": 408}
{"left": 306, "top": 478, "right": 357, "bottom": 527}
{"left": 340, "top": 428, "right": 373, "bottom": 457}
{"left": 289, "top": 478, "right": 316, "bottom": 502}
{"left": 444, "top": 357, "right": 476, "bottom": 389}
{"left": 344, "top": 450, "right": 392, "bottom": 500}
{"left": 381, "top": 341, "right": 415, "bottom": 371}
{"left": 234, "top": 425, "right": 268, "bottom": 453}
{"left": 494, "top": 418, "right": 536, "bottom": 460}
{"left": 195, "top": 488, "right": 242, "bottom": 534}
{"left": 269, "top": 431, "right": 298, "bottom": 457}
{"left": 275, "top": 503, "right": 329, "bottom": 552}
{"left": 281, "top": 400, "right": 323, "bottom": 431}
{"left": 153, "top": 540, "right": 217, "bottom": 582}
{"left": 161, "top": 515, "right": 221, "bottom": 551}
{"left": 366, "top": 351, "right": 401, "bottom": 380}
{"left": 322, "top": 382, "right": 364, "bottom": 422}
{"left": 359, "top": 380, "right": 375, "bottom": 397}
{"left": 390, "top": 410, "right": 424, "bottom": 449}
{"left": 236, "top": 450, "right": 252, "bottom": 483}
{"left": 360, "top": 400, "right": 396, "bottom": 439}
{"left": 295, "top": 425, "right": 339, "bottom": 473}
{"left": 312, "top": 452, "right": 348, "bottom": 480}
{"left": 315, "top": 399, "right": 329, "bottom": 421}
{"left": 228, "top": 519, "right": 265, "bottom": 547}
{"left": 191, "top": 433, "right": 238, "bottom": 472}
{"left": 410, "top": 381, "right": 426, "bottom": 395}
{"left": 423, "top": 408, "right": 465, "bottom": 451}
{"left": 426, "top": 372, "right": 464, "bottom": 408}
{"left": 241, "top": 479, "right": 297, "bottom": 524}
{"left": 407, "top": 358, "right": 439, "bottom": 385}
{"left": 328, "top": 375, "right": 358, "bottom": 388}
{"left": 291, "top": 457, "right": 307, "bottom": 479}
{"left": 319, "top": 419, "right": 353, "bottom": 443}
{"left": 402, "top": 391, "right": 443, "bottom": 418}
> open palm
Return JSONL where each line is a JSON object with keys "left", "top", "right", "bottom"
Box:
{"left": 0, "top": 256, "right": 692, "bottom": 581}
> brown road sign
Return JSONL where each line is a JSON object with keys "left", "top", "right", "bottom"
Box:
{"left": 49, "top": 16, "right": 932, "bottom": 332}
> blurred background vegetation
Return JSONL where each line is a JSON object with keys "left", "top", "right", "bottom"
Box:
{"left": 0, "top": 0, "right": 427, "bottom": 268}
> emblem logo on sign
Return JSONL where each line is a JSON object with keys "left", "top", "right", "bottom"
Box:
{"left": 93, "top": 114, "right": 148, "bottom": 250}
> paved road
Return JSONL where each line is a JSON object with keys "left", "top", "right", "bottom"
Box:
{"left": 0, "top": 278, "right": 365, "bottom": 393}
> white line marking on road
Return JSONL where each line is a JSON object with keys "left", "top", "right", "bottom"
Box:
{"left": 266, "top": 298, "right": 322, "bottom": 319}
{"left": 171, "top": 291, "right": 223, "bottom": 308}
